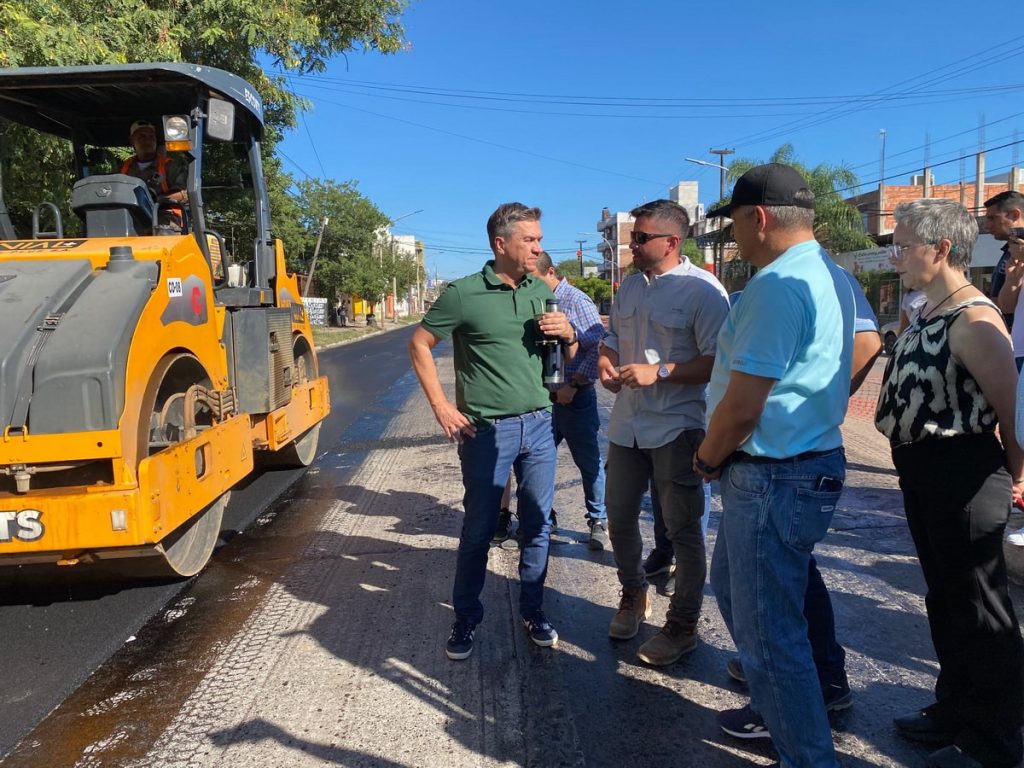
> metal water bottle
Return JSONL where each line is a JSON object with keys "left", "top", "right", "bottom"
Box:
{"left": 541, "top": 298, "right": 564, "bottom": 386}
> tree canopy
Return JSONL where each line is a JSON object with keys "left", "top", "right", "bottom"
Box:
{"left": 0, "top": 0, "right": 407, "bottom": 134}
{"left": 725, "top": 144, "right": 875, "bottom": 255}
{"left": 0, "top": 0, "right": 410, "bottom": 270}
{"left": 556, "top": 258, "right": 599, "bottom": 278}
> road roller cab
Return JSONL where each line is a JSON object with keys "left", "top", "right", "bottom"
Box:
{"left": 0, "top": 63, "right": 330, "bottom": 577}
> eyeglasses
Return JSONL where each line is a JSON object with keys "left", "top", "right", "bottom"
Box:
{"left": 887, "top": 242, "right": 935, "bottom": 260}
{"left": 630, "top": 231, "right": 673, "bottom": 245}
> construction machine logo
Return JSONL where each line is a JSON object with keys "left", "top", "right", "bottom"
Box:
{"left": 160, "top": 274, "right": 208, "bottom": 326}
{"left": 0, "top": 240, "right": 85, "bottom": 252}
{"left": 0, "top": 509, "right": 43, "bottom": 542}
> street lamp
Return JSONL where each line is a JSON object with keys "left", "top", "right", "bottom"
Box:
{"left": 579, "top": 229, "right": 618, "bottom": 304}
{"left": 383, "top": 209, "right": 424, "bottom": 324}
{"left": 685, "top": 151, "right": 734, "bottom": 279}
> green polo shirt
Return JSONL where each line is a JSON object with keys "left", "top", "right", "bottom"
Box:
{"left": 421, "top": 261, "right": 555, "bottom": 422}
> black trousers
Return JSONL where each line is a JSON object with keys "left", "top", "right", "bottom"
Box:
{"left": 893, "top": 432, "right": 1024, "bottom": 766}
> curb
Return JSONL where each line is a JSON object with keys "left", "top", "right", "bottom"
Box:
{"left": 313, "top": 320, "right": 417, "bottom": 351}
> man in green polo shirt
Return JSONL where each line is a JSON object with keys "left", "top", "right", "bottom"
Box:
{"left": 408, "top": 202, "right": 576, "bottom": 661}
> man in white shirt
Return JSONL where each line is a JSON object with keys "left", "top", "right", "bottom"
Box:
{"left": 598, "top": 199, "right": 729, "bottom": 665}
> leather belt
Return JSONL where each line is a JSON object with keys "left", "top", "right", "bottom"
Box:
{"left": 731, "top": 448, "right": 836, "bottom": 465}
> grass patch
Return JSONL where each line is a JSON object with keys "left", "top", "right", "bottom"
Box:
{"left": 311, "top": 315, "right": 422, "bottom": 348}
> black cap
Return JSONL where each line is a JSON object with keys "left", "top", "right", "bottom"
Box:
{"left": 706, "top": 163, "right": 814, "bottom": 219}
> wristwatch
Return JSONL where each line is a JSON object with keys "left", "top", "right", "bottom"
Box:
{"left": 694, "top": 454, "right": 721, "bottom": 475}
{"left": 657, "top": 364, "right": 670, "bottom": 381}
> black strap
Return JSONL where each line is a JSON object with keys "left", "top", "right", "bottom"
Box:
{"left": 8, "top": 274, "right": 95, "bottom": 433}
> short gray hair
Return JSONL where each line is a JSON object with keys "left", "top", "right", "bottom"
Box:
{"left": 536, "top": 251, "right": 553, "bottom": 273}
{"left": 764, "top": 205, "right": 816, "bottom": 230}
{"left": 764, "top": 188, "right": 816, "bottom": 231}
{"left": 487, "top": 202, "right": 542, "bottom": 252}
{"left": 893, "top": 198, "right": 977, "bottom": 270}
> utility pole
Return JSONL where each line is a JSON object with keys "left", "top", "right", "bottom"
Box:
{"left": 302, "top": 216, "right": 329, "bottom": 298}
{"left": 575, "top": 239, "right": 586, "bottom": 276}
{"left": 709, "top": 148, "right": 735, "bottom": 279}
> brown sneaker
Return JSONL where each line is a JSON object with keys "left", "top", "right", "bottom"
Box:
{"left": 608, "top": 586, "right": 650, "bottom": 640}
{"left": 636, "top": 619, "right": 697, "bottom": 665}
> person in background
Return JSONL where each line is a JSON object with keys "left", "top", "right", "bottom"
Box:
{"left": 987, "top": 190, "right": 1024, "bottom": 333}
{"left": 898, "top": 288, "right": 926, "bottom": 334}
{"left": 876, "top": 198, "right": 1023, "bottom": 768}
{"left": 531, "top": 252, "right": 610, "bottom": 550}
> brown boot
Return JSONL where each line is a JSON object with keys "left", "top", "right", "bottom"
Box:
{"left": 636, "top": 619, "right": 697, "bottom": 665}
{"left": 608, "top": 586, "right": 650, "bottom": 640}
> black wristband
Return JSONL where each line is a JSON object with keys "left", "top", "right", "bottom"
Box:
{"left": 562, "top": 334, "right": 578, "bottom": 347}
{"left": 694, "top": 454, "right": 720, "bottom": 475}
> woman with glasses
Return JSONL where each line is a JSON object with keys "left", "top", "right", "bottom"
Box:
{"left": 876, "top": 198, "right": 1024, "bottom": 768}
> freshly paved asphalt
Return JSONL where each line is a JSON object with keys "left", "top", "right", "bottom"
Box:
{"left": 0, "top": 324, "right": 417, "bottom": 759}
{"left": 6, "top": 346, "right": 1024, "bottom": 767}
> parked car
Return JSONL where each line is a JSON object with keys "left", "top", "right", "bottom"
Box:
{"left": 881, "top": 320, "right": 900, "bottom": 355}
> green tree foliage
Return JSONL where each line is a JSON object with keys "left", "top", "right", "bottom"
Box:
{"left": 682, "top": 238, "right": 704, "bottom": 268}
{"left": 293, "top": 178, "right": 389, "bottom": 299}
{"left": 0, "top": 0, "right": 408, "bottom": 244}
{"left": 570, "top": 275, "right": 612, "bottom": 305}
{"left": 725, "top": 144, "right": 875, "bottom": 255}
{"left": 556, "top": 258, "right": 599, "bottom": 278}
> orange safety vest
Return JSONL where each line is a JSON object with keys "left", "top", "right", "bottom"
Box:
{"left": 120, "top": 153, "right": 184, "bottom": 227}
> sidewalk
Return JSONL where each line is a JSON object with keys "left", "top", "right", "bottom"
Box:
{"left": 27, "top": 352, "right": 1024, "bottom": 767}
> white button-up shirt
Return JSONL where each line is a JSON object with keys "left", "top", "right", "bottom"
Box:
{"left": 603, "top": 259, "right": 729, "bottom": 449}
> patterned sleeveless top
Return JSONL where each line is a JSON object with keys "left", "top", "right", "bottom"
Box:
{"left": 875, "top": 297, "right": 999, "bottom": 444}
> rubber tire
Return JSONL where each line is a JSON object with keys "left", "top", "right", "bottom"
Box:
{"left": 884, "top": 331, "right": 897, "bottom": 356}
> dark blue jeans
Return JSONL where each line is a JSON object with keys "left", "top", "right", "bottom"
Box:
{"left": 552, "top": 385, "right": 606, "bottom": 522}
{"left": 454, "top": 409, "right": 556, "bottom": 624}
{"left": 711, "top": 448, "right": 846, "bottom": 767}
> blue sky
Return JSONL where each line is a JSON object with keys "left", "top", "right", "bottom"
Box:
{"left": 277, "top": 1, "right": 1024, "bottom": 280}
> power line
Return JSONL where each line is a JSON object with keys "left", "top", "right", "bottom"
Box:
{"left": 717, "top": 37, "right": 1024, "bottom": 149}
{"left": 290, "top": 93, "right": 672, "bottom": 188}
{"left": 278, "top": 70, "right": 1024, "bottom": 110}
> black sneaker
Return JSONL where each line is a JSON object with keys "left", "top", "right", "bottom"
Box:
{"left": 726, "top": 656, "right": 747, "bottom": 683}
{"left": 445, "top": 619, "right": 476, "bottom": 660}
{"left": 492, "top": 508, "right": 513, "bottom": 543}
{"left": 588, "top": 520, "right": 609, "bottom": 550}
{"left": 642, "top": 549, "right": 675, "bottom": 577}
{"left": 726, "top": 658, "right": 853, "bottom": 713}
{"left": 522, "top": 611, "right": 558, "bottom": 647}
{"left": 823, "top": 681, "right": 853, "bottom": 712}
{"left": 718, "top": 704, "right": 771, "bottom": 740}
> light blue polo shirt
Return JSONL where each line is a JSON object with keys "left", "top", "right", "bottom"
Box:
{"left": 707, "top": 240, "right": 855, "bottom": 458}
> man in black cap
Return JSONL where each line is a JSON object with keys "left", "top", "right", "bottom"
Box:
{"left": 693, "top": 163, "right": 855, "bottom": 767}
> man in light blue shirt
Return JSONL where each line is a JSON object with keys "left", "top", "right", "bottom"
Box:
{"left": 693, "top": 164, "right": 855, "bottom": 767}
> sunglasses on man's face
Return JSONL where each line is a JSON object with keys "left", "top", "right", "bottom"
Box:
{"left": 630, "top": 231, "right": 673, "bottom": 245}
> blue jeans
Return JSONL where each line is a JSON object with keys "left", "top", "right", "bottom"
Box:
{"left": 710, "top": 448, "right": 845, "bottom": 768}
{"left": 552, "top": 385, "right": 606, "bottom": 522}
{"left": 455, "top": 409, "right": 556, "bottom": 624}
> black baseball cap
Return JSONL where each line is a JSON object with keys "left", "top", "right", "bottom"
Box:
{"left": 706, "top": 163, "right": 814, "bottom": 219}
